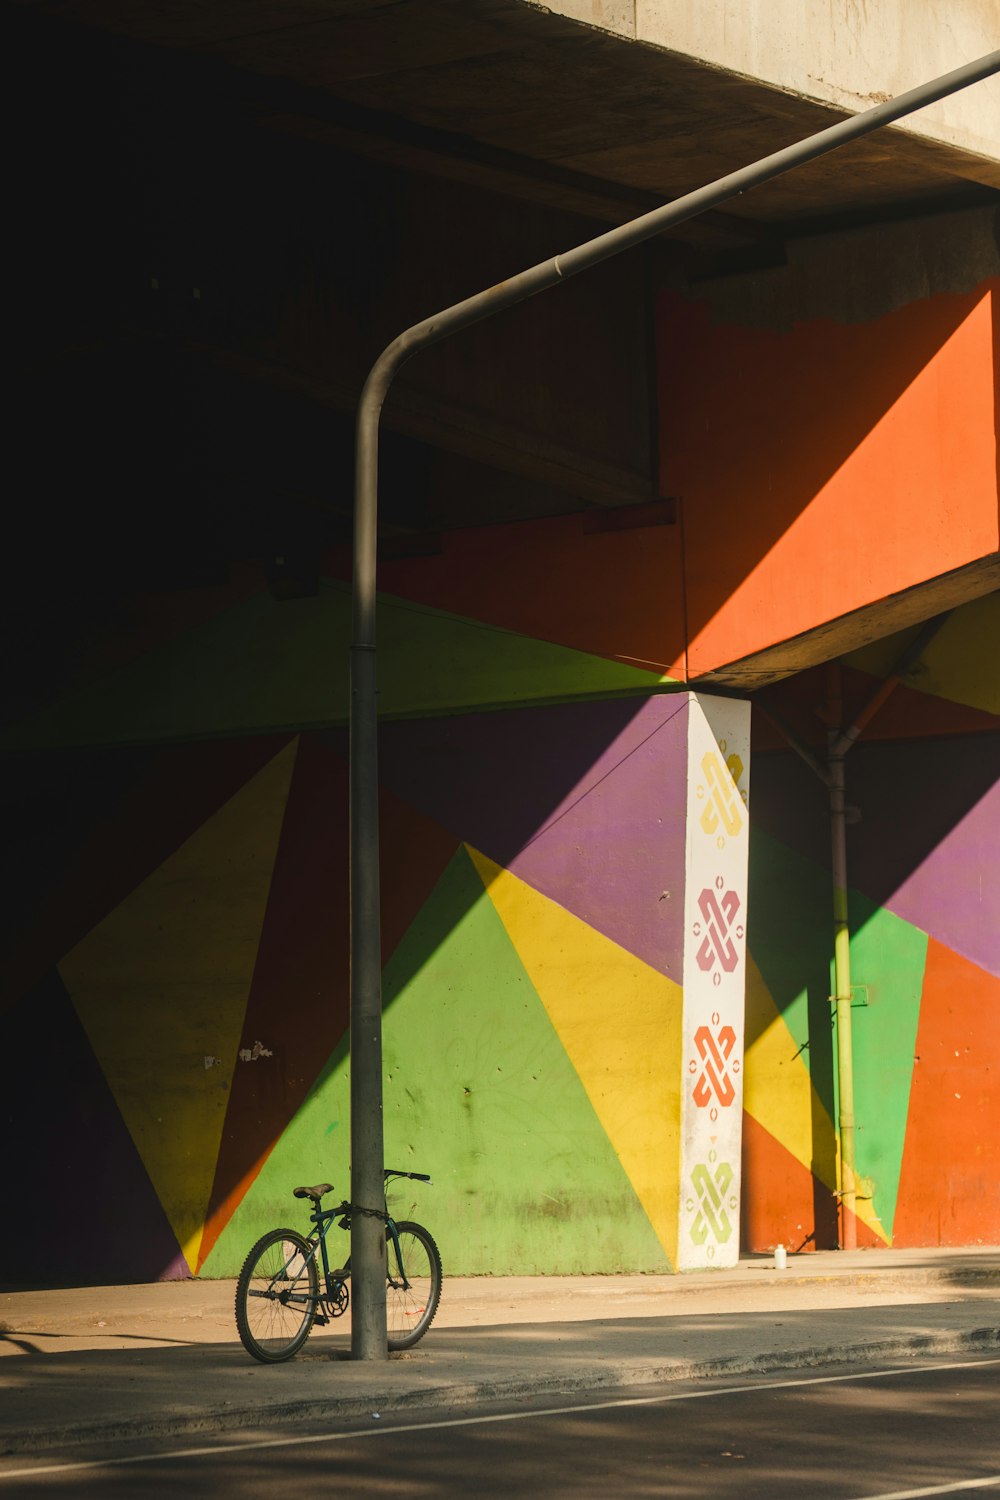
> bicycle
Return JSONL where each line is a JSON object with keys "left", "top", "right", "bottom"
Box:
{"left": 234, "top": 1168, "right": 442, "bottom": 1363}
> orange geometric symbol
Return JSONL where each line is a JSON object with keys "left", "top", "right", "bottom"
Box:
{"left": 690, "top": 1020, "right": 739, "bottom": 1109}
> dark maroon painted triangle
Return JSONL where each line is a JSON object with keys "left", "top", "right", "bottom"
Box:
{"left": 3, "top": 735, "right": 294, "bottom": 1012}
{"left": 200, "top": 733, "right": 459, "bottom": 1264}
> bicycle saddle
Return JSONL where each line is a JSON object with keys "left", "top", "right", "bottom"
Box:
{"left": 293, "top": 1183, "right": 333, "bottom": 1201}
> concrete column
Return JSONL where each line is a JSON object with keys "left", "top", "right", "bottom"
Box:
{"left": 676, "top": 694, "right": 751, "bottom": 1270}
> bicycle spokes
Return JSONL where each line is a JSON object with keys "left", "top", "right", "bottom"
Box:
{"left": 386, "top": 1223, "right": 441, "bottom": 1350}
{"left": 235, "top": 1230, "right": 319, "bottom": 1362}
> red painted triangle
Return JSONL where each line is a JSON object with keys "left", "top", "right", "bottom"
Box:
{"left": 198, "top": 735, "right": 460, "bottom": 1269}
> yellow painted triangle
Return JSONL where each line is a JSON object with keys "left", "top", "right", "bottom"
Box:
{"left": 467, "top": 845, "right": 684, "bottom": 1268}
{"left": 744, "top": 952, "right": 888, "bottom": 1244}
{"left": 59, "top": 740, "right": 299, "bottom": 1273}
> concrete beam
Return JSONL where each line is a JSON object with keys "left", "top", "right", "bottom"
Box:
{"left": 548, "top": 0, "right": 1000, "bottom": 176}
{"left": 697, "top": 555, "right": 1000, "bottom": 690}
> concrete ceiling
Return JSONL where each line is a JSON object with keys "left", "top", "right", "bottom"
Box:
{"left": 16, "top": 0, "right": 999, "bottom": 253}
{"left": 5, "top": 1, "right": 998, "bottom": 702}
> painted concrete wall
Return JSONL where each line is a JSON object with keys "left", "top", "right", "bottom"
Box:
{"left": 547, "top": 1, "right": 1000, "bottom": 165}
{"left": 2, "top": 214, "right": 997, "bottom": 1286}
{"left": 4, "top": 220, "right": 995, "bottom": 748}
{"left": 3, "top": 695, "right": 746, "bottom": 1282}
{"left": 744, "top": 594, "right": 1000, "bottom": 1250}
{"left": 0, "top": 514, "right": 686, "bottom": 752}
{"left": 658, "top": 230, "right": 999, "bottom": 678}
{"left": 3, "top": 576, "right": 995, "bottom": 1284}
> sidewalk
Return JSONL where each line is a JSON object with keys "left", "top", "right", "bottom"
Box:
{"left": 2, "top": 1247, "right": 999, "bottom": 1457}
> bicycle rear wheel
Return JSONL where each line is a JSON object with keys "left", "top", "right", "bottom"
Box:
{"left": 386, "top": 1220, "right": 442, "bottom": 1351}
{"left": 235, "top": 1228, "right": 318, "bottom": 1363}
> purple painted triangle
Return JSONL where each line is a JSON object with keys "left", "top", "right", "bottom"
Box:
{"left": 369, "top": 696, "right": 690, "bottom": 982}
{"left": 883, "top": 774, "right": 1000, "bottom": 978}
{"left": 752, "top": 733, "right": 1000, "bottom": 978}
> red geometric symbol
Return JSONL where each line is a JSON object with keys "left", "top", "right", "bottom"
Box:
{"left": 690, "top": 1021, "right": 739, "bottom": 1109}
{"left": 693, "top": 878, "right": 743, "bottom": 981}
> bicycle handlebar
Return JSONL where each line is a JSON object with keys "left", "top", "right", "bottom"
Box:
{"left": 384, "top": 1169, "right": 432, "bottom": 1183}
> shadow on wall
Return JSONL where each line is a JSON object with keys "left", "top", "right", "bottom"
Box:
{"left": 658, "top": 280, "right": 998, "bottom": 675}
{"left": 741, "top": 708, "right": 1000, "bottom": 1254}
{"left": 1, "top": 695, "right": 694, "bottom": 1286}
{"left": 749, "top": 732, "right": 999, "bottom": 971}
{"left": 3, "top": 681, "right": 995, "bottom": 1278}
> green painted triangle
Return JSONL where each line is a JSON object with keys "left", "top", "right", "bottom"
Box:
{"left": 375, "top": 591, "right": 672, "bottom": 716}
{"left": 4, "top": 582, "right": 669, "bottom": 751}
{"left": 379, "top": 845, "right": 669, "bottom": 1274}
{"left": 204, "top": 844, "right": 669, "bottom": 1276}
{"left": 838, "top": 898, "right": 927, "bottom": 1243}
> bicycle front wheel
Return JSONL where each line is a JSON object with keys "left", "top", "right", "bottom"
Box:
{"left": 386, "top": 1220, "right": 442, "bottom": 1351}
{"left": 235, "top": 1228, "right": 318, "bottom": 1363}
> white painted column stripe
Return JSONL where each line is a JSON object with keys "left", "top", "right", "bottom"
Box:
{"left": 678, "top": 695, "right": 751, "bottom": 1270}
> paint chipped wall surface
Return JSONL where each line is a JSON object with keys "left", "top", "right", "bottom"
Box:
{"left": 2, "top": 699, "right": 715, "bottom": 1279}
{"left": 1, "top": 249, "right": 998, "bottom": 1284}
{"left": 2, "top": 596, "right": 997, "bottom": 1282}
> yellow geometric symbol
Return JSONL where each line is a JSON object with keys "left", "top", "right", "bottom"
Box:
{"left": 697, "top": 750, "right": 744, "bottom": 842}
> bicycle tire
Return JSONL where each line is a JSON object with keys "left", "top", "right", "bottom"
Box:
{"left": 386, "top": 1220, "right": 442, "bottom": 1351}
{"left": 235, "top": 1228, "right": 319, "bottom": 1363}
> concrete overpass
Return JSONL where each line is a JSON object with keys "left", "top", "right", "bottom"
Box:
{"left": 2, "top": 0, "right": 998, "bottom": 1302}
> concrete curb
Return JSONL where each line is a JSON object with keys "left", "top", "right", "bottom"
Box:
{"left": 6, "top": 1324, "right": 998, "bottom": 1458}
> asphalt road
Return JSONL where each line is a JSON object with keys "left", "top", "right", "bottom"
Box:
{"left": 4, "top": 1355, "right": 998, "bottom": 1498}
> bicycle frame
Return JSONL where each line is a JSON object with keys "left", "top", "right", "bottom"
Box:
{"left": 269, "top": 1175, "right": 422, "bottom": 1324}
{"left": 286, "top": 1199, "right": 350, "bottom": 1324}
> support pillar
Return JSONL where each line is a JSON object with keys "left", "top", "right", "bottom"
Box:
{"left": 676, "top": 694, "right": 751, "bottom": 1270}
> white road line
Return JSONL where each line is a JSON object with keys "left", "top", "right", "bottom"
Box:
{"left": 2, "top": 1356, "right": 998, "bottom": 1483}
{"left": 858, "top": 1479, "right": 1000, "bottom": 1499}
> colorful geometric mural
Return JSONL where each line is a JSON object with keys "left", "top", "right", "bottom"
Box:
{"left": 3, "top": 695, "right": 710, "bottom": 1283}
{"left": 1, "top": 276, "right": 997, "bottom": 1288}
{"left": 894, "top": 939, "right": 1000, "bottom": 1247}
{"left": 3, "top": 577, "right": 997, "bottom": 1286}
{"left": 201, "top": 838, "right": 679, "bottom": 1279}
{"left": 658, "top": 279, "right": 999, "bottom": 675}
{"left": 2, "top": 518, "right": 682, "bottom": 753}
{"left": 741, "top": 599, "right": 1000, "bottom": 1251}
{"left": 327, "top": 508, "right": 687, "bottom": 680}
{"left": 58, "top": 741, "right": 298, "bottom": 1276}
